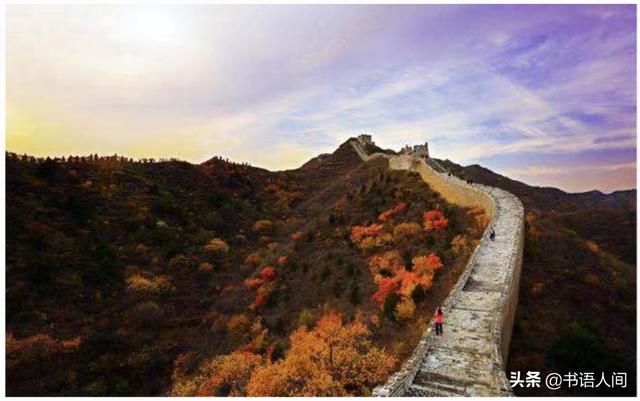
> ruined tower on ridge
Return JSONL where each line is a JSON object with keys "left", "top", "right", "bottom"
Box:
{"left": 356, "top": 134, "right": 375, "bottom": 146}
{"left": 400, "top": 141, "right": 429, "bottom": 159}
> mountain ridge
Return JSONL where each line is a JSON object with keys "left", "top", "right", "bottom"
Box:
{"left": 5, "top": 141, "right": 636, "bottom": 396}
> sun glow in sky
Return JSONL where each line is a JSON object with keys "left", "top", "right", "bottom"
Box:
{"left": 6, "top": 5, "right": 637, "bottom": 193}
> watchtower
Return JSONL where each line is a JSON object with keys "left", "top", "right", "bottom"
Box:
{"left": 356, "top": 134, "right": 374, "bottom": 146}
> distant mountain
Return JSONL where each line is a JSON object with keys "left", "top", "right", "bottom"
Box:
{"left": 439, "top": 160, "right": 635, "bottom": 210}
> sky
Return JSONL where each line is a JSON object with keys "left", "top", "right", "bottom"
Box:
{"left": 6, "top": 4, "right": 637, "bottom": 193}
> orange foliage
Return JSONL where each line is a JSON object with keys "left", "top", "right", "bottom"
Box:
{"left": 260, "top": 266, "right": 277, "bottom": 282}
{"left": 278, "top": 255, "right": 287, "bottom": 266}
{"left": 6, "top": 332, "right": 74, "bottom": 370}
{"left": 409, "top": 267, "right": 436, "bottom": 291}
{"left": 371, "top": 276, "right": 402, "bottom": 305}
{"left": 370, "top": 252, "right": 446, "bottom": 308}
{"left": 377, "top": 202, "right": 407, "bottom": 222}
{"left": 425, "top": 253, "right": 443, "bottom": 270}
{"left": 246, "top": 313, "right": 396, "bottom": 396}
{"left": 251, "top": 283, "right": 274, "bottom": 309}
{"left": 393, "top": 222, "right": 422, "bottom": 240}
{"left": 350, "top": 223, "right": 384, "bottom": 243}
{"left": 126, "top": 274, "right": 171, "bottom": 295}
{"left": 61, "top": 336, "right": 81, "bottom": 351}
{"left": 368, "top": 250, "right": 404, "bottom": 279}
{"left": 586, "top": 240, "right": 599, "bottom": 254}
{"left": 291, "top": 231, "right": 303, "bottom": 241}
{"left": 412, "top": 253, "right": 443, "bottom": 275}
{"left": 196, "top": 351, "right": 262, "bottom": 396}
{"left": 199, "top": 262, "right": 214, "bottom": 273}
{"left": 395, "top": 298, "right": 416, "bottom": 320}
{"left": 7, "top": 332, "right": 58, "bottom": 356}
{"left": 253, "top": 219, "right": 273, "bottom": 234}
{"left": 451, "top": 234, "right": 470, "bottom": 256}
{"left": 203, "top": 238, "right": 230, "bottom": 254}
{"left": 369, "top": 250, "right": 444, "bottom": 308}
{"left": 243, "top": 277, "right": 265, "bottom": 290}
{"left": 423, "top": 210, "right": 449, "bottom": 231}
{"left": 425, "top": 253, "right": 443, "bottom": 271}
{"left": 244, "top": 253, "right": 261, "bottom": 266}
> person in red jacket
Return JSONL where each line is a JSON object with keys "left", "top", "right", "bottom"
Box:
{"left": 435, "top": 307, "right": 444, "bottom": 336}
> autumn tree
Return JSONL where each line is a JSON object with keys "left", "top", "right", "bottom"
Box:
{"left": 244, "top": 252, "right": 261, "bottom": 266}
{"left": 251, "top": 283, "right": 274, "bottom": 309}
{"left": 126, "top": 274, "right": 172, "bottom": 297}
{"left": 172, "top": 351, "right": 261, "bottom": 396}
{"left": 423, "top": 210, "right": 449, "bottom": 231}
{"left": 371, "top": 276, "right": 402, "bottom": 305}
{"left": 410, "top": 253, "right": 443, "bottom": 291}
{"left": 451, "top": 234, "right": 471, "bottom": 256}
{"left": 350, "top": 224, "right": 383, "bottom": 244}
{"left": 246, "top": 313, "right": 396, "bottom": 396}
{"left": 203, "top": 238, "right": 229, "bottom": 255}
{"left": 395, "top": 297, "right": 416, "bottom": 320}
{"left": 259, "top": 266, "right": 277, "bottom": 282}
{"left": 393, "top": 222, "right": 422, "bottom": 241}
{"left": 368, "top": 250, "right": 404, "bottom": 280}
{"left": 378, "top": 202, "right": 407, "bottom": 223}
{"left": 198, "top": 262, "right": 214, "bottom": 273}
{"left": 7, "top": 333, "right": 65, "bottom": 370}
{"left": 227, "top": 314, "right": 252, "bottom": 344}
{"left": 253, "top": 219, "right": 273, "bottom": 235}
{"left": 243, "top": 277, "right": 265, "bottom": 290}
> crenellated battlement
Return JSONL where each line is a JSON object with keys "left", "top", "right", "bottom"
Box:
{"left": 356, "top": 134, "right": 375, "bottom": 146}
{"left": 400, "top": 142, "right": 429, "bottom": 158}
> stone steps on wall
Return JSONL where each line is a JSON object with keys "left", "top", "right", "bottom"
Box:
{"left": 406, "top": 381, "right": 467, "bottom": 396}
{"left": 408, "top": 370, "right": 500, "bottom": 396}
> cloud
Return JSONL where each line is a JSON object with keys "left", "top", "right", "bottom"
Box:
{"left": 6, "top": 5, "right": 636, "bottom": 192}
{"left": 502, "top": 162, "right": 637, "bottom": 177}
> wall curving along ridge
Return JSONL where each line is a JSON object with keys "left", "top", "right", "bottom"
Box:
{"left": 350, "top": 141, "right": 525, "bottom": 397}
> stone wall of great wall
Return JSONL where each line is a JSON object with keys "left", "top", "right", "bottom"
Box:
{"left": 349, "top": 140, "right": 525, "bottom": 396}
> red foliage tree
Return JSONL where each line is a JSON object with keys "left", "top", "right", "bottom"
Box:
{"left": 260, "top": 266, "right": 277, "bottom": 282}
{"left": 251, "top": 285, "right": 273, "bottom": 309}
{"left": 377, "top": 202, "right": 407, "bottom": 223}
{"left": 371, "top": 276, "right": 402, "bottom": 305}
{"left": 244, "top": 277, "right": 265, "bottom": 290}
{"left": 350, "top": 224, "right": 384, "bottom": 243}
{"left": 423, "top": 210, "right": 449, "bottom": 231}
{"left": 425, "top": 253, "right": 443, "bottom": 271}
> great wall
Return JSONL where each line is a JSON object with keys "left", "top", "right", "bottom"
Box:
{"left": 350, "top": 136, "right": 525, "bottom": 397}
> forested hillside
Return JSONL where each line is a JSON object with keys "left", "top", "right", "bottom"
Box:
{"left": 6, "top": 142, "right": 486, "bottom": 396}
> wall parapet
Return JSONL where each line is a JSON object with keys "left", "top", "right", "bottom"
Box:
{"left": 350, "top": 140, "right": 524, "bottom": 397}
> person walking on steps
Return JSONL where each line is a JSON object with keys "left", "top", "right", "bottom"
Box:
{"left": 434, "top": 308, "right": 444, "bottom": 336}
{"left": 490, "top": 228, "right": 495, "bottom": 241}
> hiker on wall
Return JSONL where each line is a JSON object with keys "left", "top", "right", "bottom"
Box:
{"left": 435, "top": 307, "right": 444, "bottom": 336}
